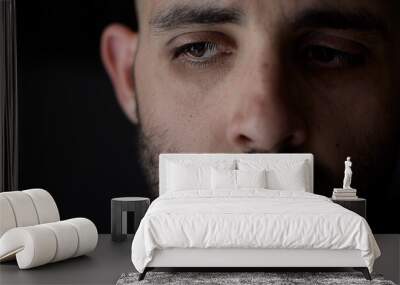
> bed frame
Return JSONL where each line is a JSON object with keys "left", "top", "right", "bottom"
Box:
{"left": 139, "top": 153, "right": 371, "bottom": 280}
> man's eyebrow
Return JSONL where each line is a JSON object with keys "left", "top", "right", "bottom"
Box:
{"left": 292, "top": 9, "right": 388, "bottom": 34}
{"left": 149, "top": 4, "right": 243, "bottom": 31}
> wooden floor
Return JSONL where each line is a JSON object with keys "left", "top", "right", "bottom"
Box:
{"left": 0, "top": 234, "right": 398, "bottom": 284}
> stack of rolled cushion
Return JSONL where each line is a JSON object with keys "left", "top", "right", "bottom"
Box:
{"left": 0, "top": 189, "right": 97, "bottom": 269}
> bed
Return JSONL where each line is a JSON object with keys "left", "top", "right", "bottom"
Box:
{"left": 131, "top": 153, "right": 380, "bottom": 280}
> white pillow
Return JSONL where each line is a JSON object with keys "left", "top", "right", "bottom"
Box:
{"left": 267, "top": 161, "right": 308, "bottom": 191}
{"left": 238, "top": 159, "right": 309, "bottom": 191}
{"left": 167, "top": 162, "right": 210, "bottom": 191}
{"left": 211, "top": 168, "right": 236, "bottom": 190}
{"left": 166, "top": 160, "right": 236, "bottom": 191}
{"left": 236, "top": 169, "right": 267, "bottom": 188}
{"left": 211, "top": 169, "right": 267, "bottom": 190}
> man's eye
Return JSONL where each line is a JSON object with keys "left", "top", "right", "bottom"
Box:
{"left": 301, "top": 45, "right": 365, "bottom": 68}
{"left": 173, "top": 41, "right": 222, "bottom": 63}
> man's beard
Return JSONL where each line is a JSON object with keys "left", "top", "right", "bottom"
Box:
{"left": 132, "top": 84, "right": 400, "bottom": 203}
{"left": 136, "top": 119, "right": 399, "bottom": 203}
{"left": 136, "top": 125, "right": 162, "bottom": 199}
{"left": 136, "top": 122, "right": 179, "bottom": 198}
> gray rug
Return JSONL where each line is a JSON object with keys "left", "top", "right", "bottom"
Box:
{"left": 116, "top": 272, "right": 396, "bottom": 285}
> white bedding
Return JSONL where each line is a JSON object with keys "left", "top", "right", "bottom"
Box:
{"left": 131, "top": 190, "right": 380, "bottom": 273}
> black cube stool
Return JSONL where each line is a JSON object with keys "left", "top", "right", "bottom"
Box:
{"left": 111, "top": 197, "right": 150, "bottom": 242}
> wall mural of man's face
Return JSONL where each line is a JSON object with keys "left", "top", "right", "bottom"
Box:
{"left": 101, "top": 0, "right": 400, "bottom": 210}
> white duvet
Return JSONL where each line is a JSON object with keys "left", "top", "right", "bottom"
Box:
{"left": 131, "top": 190, "right": 380, "bottom": 273}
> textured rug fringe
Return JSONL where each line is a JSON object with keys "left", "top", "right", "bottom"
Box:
{"left": 116, "top": 271, "right": 395, "bottom": 285}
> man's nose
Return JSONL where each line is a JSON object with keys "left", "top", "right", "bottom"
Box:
{"left": 226, "top": 55, "right": 307, "bottom": 153}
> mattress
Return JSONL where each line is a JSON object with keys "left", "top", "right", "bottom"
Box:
{"left": 131, "top": 189, "right": 380, "bottom": 273}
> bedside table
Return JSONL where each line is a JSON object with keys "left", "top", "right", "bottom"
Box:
{"left": 331, "top": 198, "right": 366, "bottom": 219}
{"left": 111, "top": 197, "right": 150, "bottom": 242}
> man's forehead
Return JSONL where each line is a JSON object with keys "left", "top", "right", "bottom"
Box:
{"left": 141, "top": 0, "right": 243, "bottom": 11}
{"left": 135, "top": 0, "right": 395, "bottom": 40}
{"left": 138, "top": 0, "right": 392, "bottom": 22}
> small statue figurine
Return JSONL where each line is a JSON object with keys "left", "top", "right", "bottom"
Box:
{"left": 343, "top": 157, "right": 353, "bottom": 189}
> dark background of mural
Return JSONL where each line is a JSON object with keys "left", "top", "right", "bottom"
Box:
{"left": 17, "top": 1, "right": 145, "bottom": 233}
{"left": 17, "top": 1, "right": 399, "bottom": 233}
